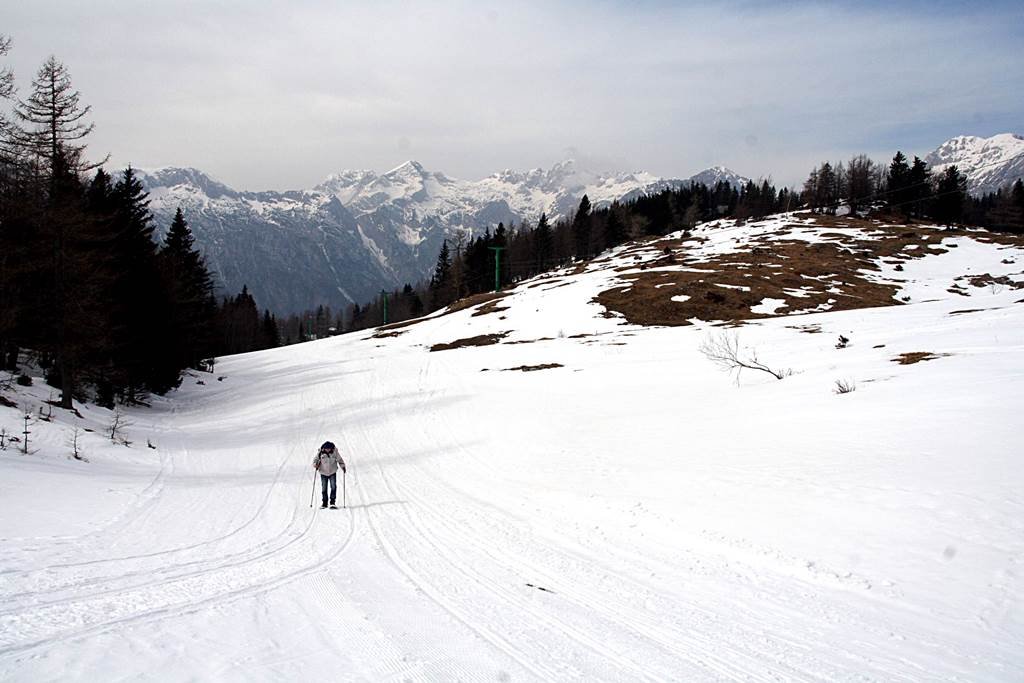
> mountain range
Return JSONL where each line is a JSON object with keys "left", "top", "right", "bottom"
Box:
{"left": 139, "top": 133, "right": 1024, "bottom": 316}
{"left": 139, "top": 161, "right": 749, "bottom": 314}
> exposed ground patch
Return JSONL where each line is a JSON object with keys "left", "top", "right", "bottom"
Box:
{"left": 893, "top": 352, "right": 952, "bottom": 365}
{"left": 595, "top": 214, "right": 1024, "bottom": 327}
{"left": 430, "top": 332, "right": 509, "bottom": 352}
{"left": 963, "top": 273, "right": 1024, "bottom": 290}
{"left": 483, "top": 363, "right": 564, "bottom": 372}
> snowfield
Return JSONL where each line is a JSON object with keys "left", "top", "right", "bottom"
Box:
{"left": 2, "top": 216, "right": 1023, "bottom": 681}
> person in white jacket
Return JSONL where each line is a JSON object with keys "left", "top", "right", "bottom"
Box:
{"left": 313, "top": 441, "right": 346, "bottom": 509}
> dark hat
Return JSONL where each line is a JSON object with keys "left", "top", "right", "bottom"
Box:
{"left": 320, "top": 441, "right": 335, "bottom": 452}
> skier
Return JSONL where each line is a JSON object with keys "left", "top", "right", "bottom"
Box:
{"left": 313, "top": 441, "right": 346, "bottom": 509}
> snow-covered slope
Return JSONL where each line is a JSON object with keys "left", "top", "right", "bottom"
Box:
{"left": 926, "top": 132, "right": 1024, "bottom": 196}
{"left": 141, "top": 161, "right": 748, "bottom": 314}
{"left": 6, "top": 213, "right": 1020, "bottom": 680}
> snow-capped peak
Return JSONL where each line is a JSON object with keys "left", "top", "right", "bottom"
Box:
{"left": 136, "top": 166, "right": 238, "bottom": 200}
{"left": 687, "top": 166, "right": 749, "bottom": 188}
{"left": 384, "top": 160, "right": 426, "bottom": 176}
{"left": 925, "top": 132, "right": 1024, "bottom": 195}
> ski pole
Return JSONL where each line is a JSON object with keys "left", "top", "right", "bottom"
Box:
{"left": 309, "top": 468, "right": 317, "bottom": 508}
{"left": 343, "top": 470, "right": 347, "bottom": 509}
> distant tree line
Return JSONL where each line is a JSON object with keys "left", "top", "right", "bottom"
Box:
{"left": 803, "top": 151, "right": 1024, "bottom": 231}
{"left": 0, "top": 44, "right": 283, "bottom": 407}
{"left": 332, "top": 177, "right": 797, "bottom": 333}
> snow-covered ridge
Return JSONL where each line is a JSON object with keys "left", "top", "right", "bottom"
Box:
{"left": 925, "top": 132, "right": 1024, "bottom": 196}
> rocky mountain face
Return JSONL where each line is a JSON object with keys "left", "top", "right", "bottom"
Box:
{"left": 140, "top": 161, "right": 748, "bottom": 315}
{"left": 925, "top": 133, "right": 1024, "bottom": 196}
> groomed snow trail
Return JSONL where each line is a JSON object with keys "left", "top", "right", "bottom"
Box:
{"left": 2, "top": 216, "right": 1023, "bottom": 680}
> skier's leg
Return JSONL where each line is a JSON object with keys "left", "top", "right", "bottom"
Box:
{"left": 320, "top": 474, "right": 329, "bottom": 507}
{"left": 328, "top": 473, "right": 337, "bottom": 506}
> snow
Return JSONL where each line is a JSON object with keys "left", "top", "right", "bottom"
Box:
{"left": 2, "top": 218, "right": 1023, "bottom": 680}
{"left": 751, "top": 297, "right": 787, "bottom": 314}
{"left": 869, "top": 236, "right": 1024, "bottom": 303}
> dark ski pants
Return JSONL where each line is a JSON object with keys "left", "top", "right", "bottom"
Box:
{"left": 320, "top": 473, "right": 337, "bottom": 506}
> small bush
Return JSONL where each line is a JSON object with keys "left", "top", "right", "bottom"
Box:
{"left": 834, "top": 379, "right": 856, "bottom": 394}
{"left": 16, "top": 374, "right": 32, "bottom": 386}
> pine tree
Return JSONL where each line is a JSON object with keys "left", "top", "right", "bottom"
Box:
{"left": 260, "top": 310, "right": 280, "bottom": 348}
{"left": 989, "top": 180, "right": 1024, "bottom": 234}
{"left": 38, "top": 152, "right": 111, "bottom": 407}
{"left": 887, "top": 151, "right": 911, "bottom": 217}
{"left": 10, "top": 58, "right": 109, "bottom": 407}
{"left": 13, "top": 56, "right": 106, "bottom": 175}
{"left": 533, "top": 213, "right": 553, "bottom": 272}
{"left": 108, "top": 167, "right": 172, "bottom": 398}
{"left": 803, "top": 167, "right": 821, "bottom": 213}
{"left": 217, "top": 286, "right": 261, "bottom": 354}
{"left": 604, "top": 206, "right": 627, "bottom": 246}
{"left": 429, "top": 239, "right": 453, "bottom": 309}
{"left": 817, "top": 162, "right": 838, "bottom": 214}
{"left": 159, "top": 207, "right": 217, "bottom": 371}
{"left": 933, "top": 165, "right": 967, "bottom": 226}
{"left": 572, "top": 194, "right": 592, "bottom": 259}
{"left": 0, "top": 41, "right": 28, "bottom": 369}
{"left": 907, "top": 156, "right": 932, "bottom": 218}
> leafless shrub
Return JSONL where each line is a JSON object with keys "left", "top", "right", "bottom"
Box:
{"left": 834, "top": 379, "right": 856, "bottom": 394}
{"left": 108, "top": 408, "right": 133, "bottom": 446}
{"left": 699, "top": 332, "right": 793, "bottom": 381}
{"left": 68, "top": 427, "right": 88, "bottom": 461}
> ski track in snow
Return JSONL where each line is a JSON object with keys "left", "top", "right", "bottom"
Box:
{"left": 0, "top": 386, "right": 363, "bottom": 658}
{"left": 2, "top": 215, "right": 1023, "bottom": 680}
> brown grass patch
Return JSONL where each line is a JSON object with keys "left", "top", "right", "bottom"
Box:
{"left": 964, "top": 273, "right": 1024, "bottom": 290}
{"left": 472, "top": 296, "right": 511, "bottom": 317}
{"left": 893, "top": 351, "right": 951, "bottom": 365}
{"left": 594, "top": 216, "right": 1017, "bottom": 327}
{"left": 446, "top": 291, "right": 511, "bottom": 314}
{"left": 499, "top": 363, "right": 564, "bottom": 372}
{"left": 430, "top": 332, "right": 509, "bottom": 352}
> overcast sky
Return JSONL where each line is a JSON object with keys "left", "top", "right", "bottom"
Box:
{"left": 4, "top": 1, "right": 1022, "bottom": 190}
